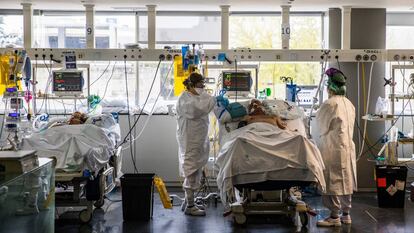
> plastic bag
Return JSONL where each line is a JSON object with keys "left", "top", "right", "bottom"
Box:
{"left": 375, "top": 97, "right": 389, "bottom": 116}
{"left": 226, "top": 102, "right": 247, "bottom": 119}
{"left": 154, "top": 176, "right": 172, "bottom": 209}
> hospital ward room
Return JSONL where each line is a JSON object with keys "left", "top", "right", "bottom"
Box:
{"left": 1, "top": 1, "right": 414, "bottom": 233}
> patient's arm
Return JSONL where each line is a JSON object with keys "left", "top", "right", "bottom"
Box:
{"left": 275, "top": 117, "right": 287, "bottom": 129}
{"left": 244, "top": 115, "right": 287, "bottom": 129}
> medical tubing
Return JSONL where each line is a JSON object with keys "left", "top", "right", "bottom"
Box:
{"left": 396, "top": 63, "right": 414, "bottom": 158}
{"left": 357, "top": 62, "right": 374, "bottom": 161}
{"left": 99, "top": 62, "right": 117, "bottom": 102}
{"left": 396, "top": 62, "right": 414, "bottom": 127}
{"left": 235, "top": 58, "right": 238, "bottom": 102}
{"left": 126, "top": 61, "right": 174, "bottom": 145}
{"left": 38, "top": 58, "right": 53, "bottom": 114}
{"left": 362, "top": 63, "right": 367, "bottom": 111}
{"left": 169, "top": 194, "right": 185, "bottom": 206}
{"left": 104, "top": 195, "right": 122, "bottom": 202}
{"left": 124, "top": 59, "right": 138, "bottom": 173}
{"left": 361, "top": 97, "right": 412, "bottom": 158}
{"left": 36, "top": 59, "right": 52, "bottom": 114}
{"left": 358, "top": 64, "right": 379, "bottom": 150}
{"left": 0, "top": 100, "right": 8, "bottom": 141}
{"left": 402, "top": 63, "right": 406, "bottom": 156}
{"left": 118, "top": 59, "right": 162, "bottom": 148}
{"left": 308, "top": 55, "right": 328, "bottom": 135}
{"left": 351, "top": 100, "right": 377, "bottom": 157}
{"left": 357, "top": 62, "right": 361, "bottom": 150}
{"left": 121, "top": 61, "right": 173, "bottom": 150}
{"left": 87, "top": 61, "right": 111, "bottom": 89}
{"left": 46, "top": 58, "right": 53, "bottom": 114}
{"left": 336, "top": 57, "right": 341, "bottom": 70}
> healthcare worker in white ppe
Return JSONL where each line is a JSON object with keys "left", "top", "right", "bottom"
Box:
{"left": 176, "top": 72, "right": 216, "bottom": 216}
{"left": 316, "top": 68, "right": 356, "bottom": 227}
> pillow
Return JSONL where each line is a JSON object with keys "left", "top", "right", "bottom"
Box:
{"left": 262, "top": 99, "right": 305, "bottom": 120}
{"left": 214, "top": 100, "right": 250, "bottom": 124}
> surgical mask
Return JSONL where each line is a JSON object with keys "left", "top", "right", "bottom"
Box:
{"left": 195, "top": 88, "right": 205, "bottom": 95}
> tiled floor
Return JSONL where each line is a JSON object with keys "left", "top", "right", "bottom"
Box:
{"left": 55, "top": 190, "right": 414, "bottom": 233}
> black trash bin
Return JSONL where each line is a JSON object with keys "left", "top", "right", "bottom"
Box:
{"left": 376, "top": 165, "right": 407, "bottom": 208}
{"left": 121, "top": 173, "right": 155, "bottom": 221}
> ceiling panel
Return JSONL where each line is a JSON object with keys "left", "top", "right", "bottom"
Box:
{"left": 3, "top": 0, "right": 414, "bottom": 11}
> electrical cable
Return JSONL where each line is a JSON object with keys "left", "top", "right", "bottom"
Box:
{"left": 105, "top": 195, "right": 122, "bottom": 202}
{"left": 0, "top": 100, "right": 8, "bottom": 141}
{"left": 235, "top": 58, "right": 238, "bottom": 102}
{"left": 357, "top": 62, "right": 381, "bottom": 151}
{"left": 123, "top": 58, "right": 138, "bottom": 174}
{"left": 395, "top": 62, "right": 414, "bottom": 160}
{"left": 308, "top": 53, "right": 329, "bottom": 136}
{"left": 36, "top": 59, "right": 54, "bottom": 114}
{"left": 336, "top": 57, "right": 341, "bottom": 70}
{"left": 357, "top": 62, "right": 375, "bottom": 161}
{"left": 402, "top": 62, "right": 406, "bottom": 157}
{"left": 46, "top": 57, "right": 53, "bottom": 114}
{"left": 357, "top": 62, "right": 361, "bottom": 151}
{"left": 117, "top": 59, "right": 162, "bottom": 149}
{"left": 122, "top": 60, "right": 175, "bottom": 148}
{"left": 87, "top": 61, "right": 111, "bottom": 88}
{"left": 360, "top": 98, "right": 413, "bottom": 158}
{"left": 99, "top": 62, "right": 117, "bottom": 102}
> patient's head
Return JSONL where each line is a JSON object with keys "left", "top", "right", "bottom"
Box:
{"left": 248, "top": 99, "right": 266, "bottom": 116}
{"left": 69, "top": 111, "right": 88, "bottom": 125}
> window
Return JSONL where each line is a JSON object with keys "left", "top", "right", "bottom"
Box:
{"left": 230, "top": 15, "right": 281, "bottom": 49}
{"left": 386, "top": 15, "right": 414, "bottom": 159}
{"left": 230, "top": 14, "right": 323, "bottom": 97}
{"left": 290, "top": 16, "right": 322, "bottom": 49}
{"left": 155, "top": 15, "right": 221, "bottom": 49}
{"left": 88, "top": 61, "right": 137, "bottom": 105}
{"left": 34, "top": 14, "right": 86, "bottom": 48}
{"left": 386, "top": 24, "right": 414, "bottom": 112}
{"left": 256, "top": 62, "right": 322, "bottom": 99}
{"left": 387, "top": 26, "right": 414, "bottom": 49}
{"left": 230, "top": 14, "right": 322, "bottom": 49}
{"left": 138, "top": 62, "right": 173, "bottom": 107}
{"left": 31, "top": 61, "right": 137, "bottom": 114}
{"left": 0, "top": 15, "right": 23, "bottom": 48}
{"left": 95, "top": 15, "right": 136, "bottom": 48}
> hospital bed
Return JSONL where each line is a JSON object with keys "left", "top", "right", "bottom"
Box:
{"left": 215, "top": 99, "right": 326, "bottom": 231}
{"left": 22, "top": 113, "right": 123, "bottom": 223}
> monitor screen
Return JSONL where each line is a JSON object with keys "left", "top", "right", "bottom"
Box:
{"left": 52, "top": 70, "right": 83, "bottom": 93}
{"left": 64, "top": 52, "right": 77, "bottom": 69}
{"left": 222, "top": 71, "right": 252, "bottom": 92}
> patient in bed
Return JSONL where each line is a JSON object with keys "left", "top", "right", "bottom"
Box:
{"left": 68, "top": 111, "right": 88, "bottom": 125}
{"left": 242, "top": 99, "right": 287, "bottom": 129}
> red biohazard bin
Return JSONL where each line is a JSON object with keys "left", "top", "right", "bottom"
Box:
{"left": 375, "top": 165, "right": 407, "bottom": 208}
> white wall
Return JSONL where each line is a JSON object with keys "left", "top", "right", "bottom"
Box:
{"left": 118, "top": 115, "right": 180, "bottom": 183}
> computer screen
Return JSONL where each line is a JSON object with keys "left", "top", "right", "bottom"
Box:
{"left": 222, "top": 71, "right": 252, "bottom": 92}
{"left": 52, "top": 70, "right": 83, "bottom": 93}
{"left": 64, "top": 52, "right": 77, "bottom": 69}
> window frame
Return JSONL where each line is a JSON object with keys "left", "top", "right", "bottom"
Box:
{"left": 0, "top": 9, "right": 327, "bottom": 110}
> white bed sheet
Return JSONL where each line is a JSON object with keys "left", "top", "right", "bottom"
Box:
{"left": 23, "top": 124, "right": 119, "bottom": 172}
{"left": 216, "top": 122, "right": 326, "bottom": 205}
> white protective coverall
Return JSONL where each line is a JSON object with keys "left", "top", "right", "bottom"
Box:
{"left": 316, "top": 95, "right": 356, "bottom": 216}
{"left": 176, "top": 90, "right": 216, "bottom": 196}
{"left": 316, "top": 95, "right": 357, "bottom": 195}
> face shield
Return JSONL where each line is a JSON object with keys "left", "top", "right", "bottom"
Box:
{"left": 194, "top": 79, "right": 206, "bottom": 89}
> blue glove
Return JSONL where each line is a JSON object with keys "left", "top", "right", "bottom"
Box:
{"left": 216, "top": 95, "right": 229, "bottom": 108}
